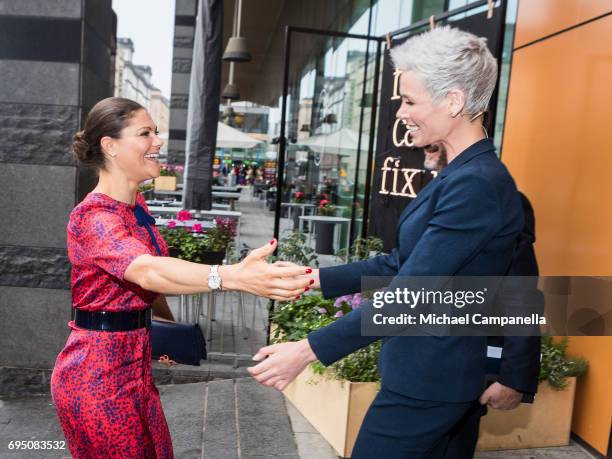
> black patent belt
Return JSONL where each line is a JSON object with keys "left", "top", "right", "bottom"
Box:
{"left": 74, "top": 308, "right": 152, "bottom": 332}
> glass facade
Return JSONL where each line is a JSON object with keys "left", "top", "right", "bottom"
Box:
{"left": 276, "top": 0, "right": 514, "bottom": 253}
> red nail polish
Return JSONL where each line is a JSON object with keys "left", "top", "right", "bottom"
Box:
{"left": 309, "top": 279, "right": 314, "bottom": 285}
{"left": 305, "top": 268, "right": 312, "bottom": 274}
{"left": 304, "top": 286, "right": 310, "bottom": 291}
{"left": 295, "top": 295, "right": 300, "bottom": 300}
{"left": 269, "top": 239, "right": 275, "bottom": 245}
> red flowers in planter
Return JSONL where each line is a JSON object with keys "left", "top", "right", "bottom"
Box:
{"left": 177, "top": 209, "right": 192, "bottom": 221}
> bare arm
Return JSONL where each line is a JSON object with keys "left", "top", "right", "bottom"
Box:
{"left": 125, "top": 240, "right": 313, "bottom": 301}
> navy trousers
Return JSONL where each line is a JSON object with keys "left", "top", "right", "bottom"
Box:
{"left": 351, "top": 385, "right": 484, "bottom": 459}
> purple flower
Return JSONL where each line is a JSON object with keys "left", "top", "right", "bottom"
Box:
{"left": 334, "top": 295, "right": 351, "bottom": 308}
{"left": 351, "top": 293, "right": 363, "bottom": 309}
{"left": 317, "top": 307, "right": 327, "bottom": 315}
{"left": 334, "top": 310, "right": 344, "bottom": 318}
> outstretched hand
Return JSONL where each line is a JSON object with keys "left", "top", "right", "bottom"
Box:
{"left": 221, "top": 239, "right": 314, "bottom": 301}
{"left": 247, "top": 339, "right": 317, "bottom": 391}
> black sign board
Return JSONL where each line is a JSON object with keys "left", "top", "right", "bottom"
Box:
{"left": 368, "top": 8, "right": 506, "bottom": 252}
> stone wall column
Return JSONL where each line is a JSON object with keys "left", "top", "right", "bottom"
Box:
{"left": 0, "top": 0, "right": 115, "bottom": 372}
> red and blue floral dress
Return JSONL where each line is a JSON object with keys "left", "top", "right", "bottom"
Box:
{"left": 51, "top": 192, "right": 173, "bottom": 459}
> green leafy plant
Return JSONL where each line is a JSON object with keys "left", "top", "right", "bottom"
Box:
{"left": 539, "top": 336, "right": 588, "bottom": 390}
{"left": 271, "top": 230, "right": 319, "bottom": 268}
{"left": 159, "top": 227, "right": 208, "bottom": 262}
{"left": 335, "top": 236, "right": 385, "bottom": 262}
{"left": 270, "top": 293, "right": 334, "bottom": 342}
{"left": 204, "top": 218, "right": 237, "bottom": 252}
{"left": 159, "top": 218, "right": 236, "bottom": 263}
{"left": 271, "top": 292, "right": 381, "bottom": 383}
{"left": 311, "top": 341, "right": 381, "bottom": 383}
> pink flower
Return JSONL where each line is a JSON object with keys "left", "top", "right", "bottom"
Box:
{"left": 174, "top": 165, "right": 184, "bottom": 173}
{"left": 317, "top": 307, "right": 327, "bottom": 315}
{"left": 192, "top": 223, "right": 203, "bottom": 233}
{"left": 319, "top": 199, "right": 329, "bottom": 207}
{"left": 177, "top": 209, "right": 192, "bottom": 222}
{"left": 334, "top": 311, "right": 344, "bottom": 318}
{"left": 167, "top": 220, "right": 177, "bottom": 228}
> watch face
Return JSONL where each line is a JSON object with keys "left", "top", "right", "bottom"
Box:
{"left": 209, "top": 276, "right": 221, "bottom": 290}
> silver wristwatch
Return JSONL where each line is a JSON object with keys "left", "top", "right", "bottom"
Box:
{"left": 208, "top": 265, "right": 222, "bottom": 291}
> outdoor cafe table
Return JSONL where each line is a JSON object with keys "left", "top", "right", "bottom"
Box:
{"left": 298, "top": 215, "right": 350, "bottom": 260}
{"left": 212, "top": 191, "right": 241, "bottom": 210}
{"left": 281, "top": 202, "right": 315, "bottom": 219}
{"left": 154, "top": 218, "right": 215, "bottom": 230}
{"left": 153, "top": 189, "right": 183, "bottom": 198}
{"left": 212, "top": 185, "right": 242, "bottom": 193}
{"left": 146, "top": 199, "right": 182, "bottom": 207}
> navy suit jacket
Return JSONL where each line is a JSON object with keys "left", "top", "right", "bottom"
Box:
{"left": 308, "top": 139, "right": 524, "bottom": 402}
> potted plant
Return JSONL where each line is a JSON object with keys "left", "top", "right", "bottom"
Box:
{"left": 293, "top": 191, "right": 305, "bottom": 203}
{"left": 315, "top": 197, "right": 337, "bottom": 255}
{"left": 198, "top": 218, "right": 237, "bottom": 264}
{"left": 271, "top": 293, "right": 380, "bottom": 458}
{"left": 477, "top": 336, "right": 588, "bottom": 451}
{"left": 158, "top": 217, "right": 236, "bottom": 265}
{"left": 154, "top": 164, "right": 183, "bottom": 191}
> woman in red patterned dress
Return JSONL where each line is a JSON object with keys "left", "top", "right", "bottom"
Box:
{"left": 51, "top": 97, "right": 313, "bottom": 459}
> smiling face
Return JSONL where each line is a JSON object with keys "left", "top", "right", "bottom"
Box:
{"left": 395, "top": 70, "right": 460, "bottom": 148}
{"left": 102, "top": 109, "right": 163, "bottom": 183}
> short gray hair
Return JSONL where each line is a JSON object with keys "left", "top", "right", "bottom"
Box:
{"left": 390, "top": 26, "right": 497, "bottom": 116}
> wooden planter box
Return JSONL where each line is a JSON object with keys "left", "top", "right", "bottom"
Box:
{"left": 285, "top": 366, "right": 577, "bottom": 455}
{"left": 477, "top": 377, "right": 577, "bottom": 451}
{"left": 154, "top": 176, "right": 177, "bottom": 191}
{"left": 283, "top": 365, "right": 377, "bottom": 458}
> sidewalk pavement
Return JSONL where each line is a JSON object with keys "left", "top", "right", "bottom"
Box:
{"left": 0, "top": 377, "right": 598, "bottom": 459}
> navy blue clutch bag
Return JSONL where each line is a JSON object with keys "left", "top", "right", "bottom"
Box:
{"left": 151, "top": 320, "right": 207, "bottom": 366}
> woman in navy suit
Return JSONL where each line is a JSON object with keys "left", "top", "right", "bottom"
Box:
{"left": 249, "top": 26, "right": 524, "bottom": 458}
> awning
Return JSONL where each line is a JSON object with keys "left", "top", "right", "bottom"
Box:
{"left": 297, "top": 127, "right": 370, "bottom": 155}
{"left": 216, "top": 122, "right": 263, "bottom": 149}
